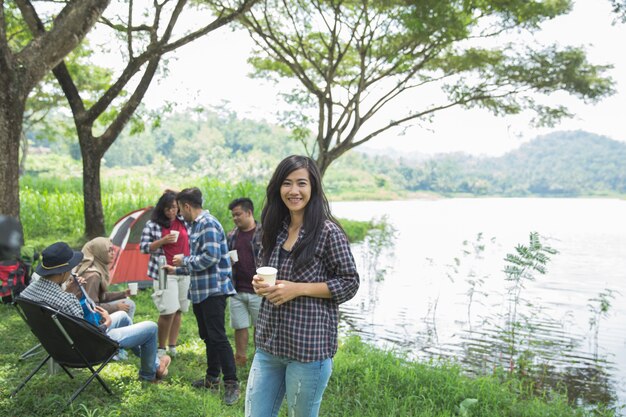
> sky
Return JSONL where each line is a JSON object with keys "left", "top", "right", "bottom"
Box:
{"left": 125, "top": 0, "right": 626, "bottom": 157}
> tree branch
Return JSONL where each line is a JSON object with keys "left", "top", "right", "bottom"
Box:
{"left": 87, "top": 0, "right": 256, "bottom": 124}
{"left": 14, "top": 0, "right": 111, "bottom": 92}
{"left": 99, "top": 56, "right": 161, "bottom": 151}
{"left": 15, "top": 0, "right": 87, "bottom": 119}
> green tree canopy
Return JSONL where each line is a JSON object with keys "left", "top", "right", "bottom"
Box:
{"left": 236, "top": 0, "right": 615, "bottom": 175}
{"left": 610, "top": 0, "right": 626, "bottom": 22}
{"left": 20, "top": 0, "right": 258, "bottom": 237}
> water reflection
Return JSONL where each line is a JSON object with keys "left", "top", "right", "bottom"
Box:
{"left": 335, "top": 198, "right": 626, "bottom": 412}
{"left": 340, "top": 261, "right": 619, "bottom": 407}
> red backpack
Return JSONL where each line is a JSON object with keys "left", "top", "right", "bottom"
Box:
{"left": 0, "top": 260, "right": 29, "bottom": 303}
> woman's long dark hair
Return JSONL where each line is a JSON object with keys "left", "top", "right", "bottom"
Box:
{"left": 152, "top": 190, "right": 178, "bottom": 229}
{"left": 261, "top": 155, "right": 342, "bottom": 269}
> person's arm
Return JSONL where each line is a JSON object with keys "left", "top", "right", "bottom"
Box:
{"left": 183, "top": 221, "right": 222, "bottom": 272}
{"left": 80, "top": 272, "right": 103, "bottom": 303}
{"left": 140, "top": 221, "right": 175, "bottom": 253}
{"left": 257, "top": 278, "right": 331, "bottom": 306}
{"left": 150, "top": 233, "right": 176, "bottom": 251}
{"left": 65, "top": 294, "right": 86, "bottom": 318}
{"left": 98, "top": 300, "right": 118, "bottom": 314}
{"left": 140, "top": 221, "right": 156, "bottom": 254}
{"left": 322, "top": 224, "right": 360, "bottom": 304}
{"left": 95, "top": 306, "right": 112, "bottom": 329}
{"left": 99, "top": 289, "right": 126, "bottom": 303}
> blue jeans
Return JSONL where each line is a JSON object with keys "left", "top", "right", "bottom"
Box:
{"left": 106, "top": 312, "right": 159, "bottom": 381}
{"left": 245, "top": 349, "right": 333, "bottom": 417}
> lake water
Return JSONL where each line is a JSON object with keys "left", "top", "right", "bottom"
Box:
{"left": 331, "top": 198, "right": 626, "bottom": 410}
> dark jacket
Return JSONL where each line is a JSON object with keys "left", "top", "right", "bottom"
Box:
{"left": 227, "top": 222, "right": 263, "bottom": 269}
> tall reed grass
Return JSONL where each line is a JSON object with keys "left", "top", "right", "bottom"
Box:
{"left": 19, "top": 175, "right": 368, "bottom": 250}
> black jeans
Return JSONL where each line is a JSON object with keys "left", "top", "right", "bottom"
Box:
{"left": 192, "top": 295, "right": 237, "bottom": 382}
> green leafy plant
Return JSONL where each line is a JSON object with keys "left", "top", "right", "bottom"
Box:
{"left": 588, "top": 289, "right": 619, "bottom": 359}
{"left": 446, "top": 232, "right": 496, "bottom": 331}
{"left": 503, "top": 232, "right": 558, "bottom": 372}
{"left": 362, "top": 215, "right": 397, "bottom": 281}
{"left": 457, "top": 398, "right": 479, "bottom": 417}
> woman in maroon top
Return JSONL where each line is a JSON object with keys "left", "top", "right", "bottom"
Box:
{"left": 141, "top": 191, "right": 191, "bottom": 358}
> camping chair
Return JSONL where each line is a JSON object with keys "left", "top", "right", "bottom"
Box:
{"left": 11, "top": 296, "right": 120, "bottom": 406}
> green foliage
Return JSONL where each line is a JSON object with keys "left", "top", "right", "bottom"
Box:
{"left": 0, "top": 293, "right": 606, "bottom": 417}
{"left": 326, "top": 337, "right": 601, "bottom": 417}
{"left": 588, "top": 289, "right": 619, "bottom": 358}
{"left": 18, "top": 172, "right": 370, "bottom": 250}
{"left": 362, "top": 215, "right": 397, "bottom": 280}
{"left": 23, "top": 104, "right": 626, "bottom": 200}
{"left": 103, "top": 108, "right": 303, "bottom": 178}
{"left": 394, "top": 131, "right": 626, "bottom": 196}
{"left": 239, "top": 0, "right": 613, "bottom": 173}
{"left": 502, "top": 232, "right": 558, "bottom": 371}
{"left": 446, "top": 233, "right": 496, "bottom": 330}
{"left": 610, "top": 0, "right": 626, "bottom": 22}
{"left": 337, "top": 219, "right": 371, "bottom": 243}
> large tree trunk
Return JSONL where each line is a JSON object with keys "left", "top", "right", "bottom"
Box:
{"left": 1, "top": 0, "right": 111, "bottom": 224}
{"left": 81, "top": 140, "right": 105, "bottom": 238}
{"left": 0, "top": 85, "right": 26, "bottom": 218}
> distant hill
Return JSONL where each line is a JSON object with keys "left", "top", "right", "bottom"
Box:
{"left": 490, "top": 131, "right": 626, "bottom": 195}
{"left": 381, "top": 130, "right": 626, "bottom": 196}
{"left": 24, "top": 107, "right": 626, "bottom": 198}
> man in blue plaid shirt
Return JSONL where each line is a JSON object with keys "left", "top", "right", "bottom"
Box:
{"left": 164, "top": 187, "right": 239, "bottom": 405}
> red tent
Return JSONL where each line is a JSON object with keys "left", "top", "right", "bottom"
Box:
{"left": 109, "top": 207, "right": 154, "bottom": 284}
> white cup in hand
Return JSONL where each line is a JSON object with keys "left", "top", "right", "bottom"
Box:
{"left": 170, "top": 230, "right": 180, "bottom": 243}
{"left": 128, "top": 282, "right": 138, "bottom": 296}
{"left": 256, "top": 266, "right": 277, "bottom": 286}
{"left": 229, "top": 250, "right": 238, "bottom": 263}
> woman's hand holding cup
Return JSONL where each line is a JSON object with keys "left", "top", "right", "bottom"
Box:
{"left": 162, "top": 233, "right": 177, "bottom": 245}
{"left": 252, "top": 274, "right": 272, "bottom": 296}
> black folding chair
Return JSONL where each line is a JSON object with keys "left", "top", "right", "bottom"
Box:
{"left": 11, "top": 296, "right": 120, "bottom": 406}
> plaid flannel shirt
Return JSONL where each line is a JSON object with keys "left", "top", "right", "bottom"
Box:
{"left": 176, "top": 210, "right": 236, "bottom": 304}
{"left": 140, "top": 215, "right": 189, "bottom": 280}
{"left": 21, "top": 278, "right": 84, "bottom": 318}
{"left": 255, "top": 219, "right": 359, "bottom": 362}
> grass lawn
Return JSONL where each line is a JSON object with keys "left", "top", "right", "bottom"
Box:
{"left": 0, "top": 287, "right": 612, "bottom": 417}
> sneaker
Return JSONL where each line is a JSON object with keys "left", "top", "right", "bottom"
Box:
{"left": 224, "top": 381, "right": 240, "bottom": 405}
{"left": 157, "top": 348, "right": 167, "bottom": 358}
{"left": 156, "top": 355, "right": 171, "bottom": 379}
{"left": 192, "top": 376, "right": 220, "bottom": 391}
{"left": 168, "top": 345, "right": 177, "bottom": 357}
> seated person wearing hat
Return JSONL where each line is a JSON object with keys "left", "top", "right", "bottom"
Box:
{"left": 20, "top": 242, "right": 171, "bottom": 383}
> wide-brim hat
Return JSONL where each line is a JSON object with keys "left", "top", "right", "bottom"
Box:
{"left": 35, "top": 242, "right": 84, "bottom": 276}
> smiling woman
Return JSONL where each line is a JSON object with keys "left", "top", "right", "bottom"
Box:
{"left": 280, "top": 168, "right": 311, "bottom": 218}
{"left": 246, "top": 155, "right": 360, "bottom": 417}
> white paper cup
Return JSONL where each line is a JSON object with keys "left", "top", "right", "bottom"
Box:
{"left": 170, "top": 230, "right": 180, "bottom": 242}
{"left": 128, "top": 282, "right": 138, "bottom": 296}
{"left": 256, "top": 266, "right": 277, "bottom": 286}
{"left": 229, "top": 250, "right": 238, "bottom": 263}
